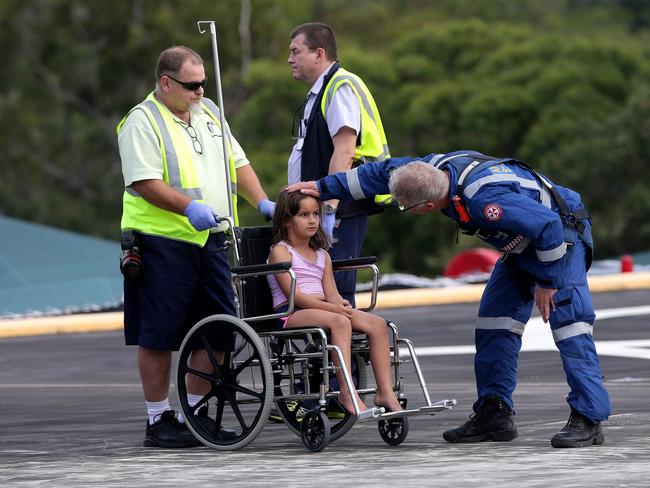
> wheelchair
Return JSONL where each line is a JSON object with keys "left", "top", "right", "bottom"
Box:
{"left": 175, "top": 219, "right": 455, "bottom": 452}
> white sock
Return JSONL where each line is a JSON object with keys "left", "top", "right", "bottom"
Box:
{"left": 177, "top": 394, "right": 205, "bottom": 423}
{"left": 146, "top": 398, "right": 171, "bottom": 425}
{"left": 187, "top": 393, "right": 204, "bottom": 408}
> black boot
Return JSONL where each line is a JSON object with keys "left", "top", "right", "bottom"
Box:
{"left": 443, "top": 395, "right": 518, "bottom": 443}
{"left": 551, "top": 410, "right": 604, "bottom": 448}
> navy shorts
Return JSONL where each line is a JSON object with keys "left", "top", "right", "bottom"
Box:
{"left": 273, "top": 303, "right": 301, "bottom": 330}
{"left": 124, "top": 232, "right": 236, "bottom": 351}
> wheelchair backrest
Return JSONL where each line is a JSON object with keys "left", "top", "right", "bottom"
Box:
{"left": 233, "top": 226, "right": 276, "bottom": 325}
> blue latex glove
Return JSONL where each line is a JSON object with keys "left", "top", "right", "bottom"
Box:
{"left": 321, "top": 213, "right": 336, "bottom": 242}
{"left": 257, "top": 198, "right": 276, "bottom": 221}
{"left": 184, "top": 200, "right": 218, "bottom": 231}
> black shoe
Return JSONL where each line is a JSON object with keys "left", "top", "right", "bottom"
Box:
{"left": 551, "top": 410, "right": 605, "bottom": 448}
{"left": 193, "top": 405, "right": 239, "bottom": 441}
{"left": 144, "top": 410, "right": 201, "bottom": 448}
{"left": 443, "top": 395, "right": 518, "bottom": 443}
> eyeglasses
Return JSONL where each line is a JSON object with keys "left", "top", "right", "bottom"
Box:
{"left": 291, "top": 95, "right": 310, "bottom": 140}
{"left": 166, "top": 74, "right": 208, "bottom": 91}
{"left": 183, "top": 124, "right": 203, "bottom": 154}
{"left": 398, "top": 201, "right": 428, "bottom": 212}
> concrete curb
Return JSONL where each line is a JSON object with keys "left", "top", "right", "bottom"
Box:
{"left": 0, "top": 312, "right": 124, "bottom": 339}
{"left": 2, "top": 272, "right": 649, "bottom": 339}
{"left": 356, "top": 271, "right": 650, "bottom": 309}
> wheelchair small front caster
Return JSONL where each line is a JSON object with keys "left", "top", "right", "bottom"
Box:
{"left": 300, "top": 409, "right": 331, "bottom": 452}
{"left": 378, "top": 415, "right": 409, "bottom": 446}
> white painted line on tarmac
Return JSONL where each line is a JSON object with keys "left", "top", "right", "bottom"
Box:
{"left": 409, "top": 305, "right": 650, "bottom": 360}
{"left": 595, "top": 304, "right": 650, "bottom": 320}
{"left": 0, "top": 383, "right": 143, "bottom": 388}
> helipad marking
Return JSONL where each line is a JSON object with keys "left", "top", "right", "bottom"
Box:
{"left": 409, "top": 305, "right": 650, "bottom": 360}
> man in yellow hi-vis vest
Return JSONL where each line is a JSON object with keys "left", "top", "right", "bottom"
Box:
{"left": 118, "top": 46, "right": 275, "bottom": 448}
{"left": 287, "top": 22, "right": 392, "bottom": 308}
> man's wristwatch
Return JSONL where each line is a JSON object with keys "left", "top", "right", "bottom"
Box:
{"left": 324, "top": 203, "right": 338, "bottom": 215}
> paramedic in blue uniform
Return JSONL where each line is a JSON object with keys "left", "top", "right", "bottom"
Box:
{"left": 287, "top": 150, "right": 611, "bottom": 448}
{"left": 287, "top": 22, "right": 391, "bottom": 306}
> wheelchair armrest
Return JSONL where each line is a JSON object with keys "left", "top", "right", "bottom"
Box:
{"left": 231, "top": 262, "right": 297, "bottom": 323}
{"left": 331, "top": 256, "right": 377, "bottom": 270}
{"left": 231, "top": 261, "right": 291, "bottom": 277}
{"left": 331, "top": 257, "right": 379, "bottom": 313}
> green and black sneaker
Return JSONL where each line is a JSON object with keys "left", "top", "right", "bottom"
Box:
{"left": 268, "top": 406, "right": 286, "bottom": 423}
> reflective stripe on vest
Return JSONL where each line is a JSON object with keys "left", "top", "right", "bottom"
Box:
{"left": 130, "top": 99, "right": 204, "bottom": 200}
{"left": 321, "top": 70, "right": 390, "bottom": 162}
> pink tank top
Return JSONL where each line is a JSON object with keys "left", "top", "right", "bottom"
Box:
{"left": 267, "top": 241, "right": 326, "bottom": 309}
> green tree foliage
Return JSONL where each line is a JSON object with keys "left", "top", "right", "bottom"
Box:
{"left": 2, "top": 0, "right": 649, "bottom": 276}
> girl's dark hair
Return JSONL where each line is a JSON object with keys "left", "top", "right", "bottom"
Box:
{"left": 272, "top": 187, "right": 329, "bottom": 250}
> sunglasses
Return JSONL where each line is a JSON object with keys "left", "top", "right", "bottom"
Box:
{"left": 166, "top": 74, "right": 208, "bottom": 91}
{"left": 398, "top": 201, "right": 428, "bottom": 212}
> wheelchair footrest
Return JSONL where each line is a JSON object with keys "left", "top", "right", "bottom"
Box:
{"left": 357, "top": 406, "right": 385, "bottom": 421}
{"left": 418, "top": 398, "right": 457, "bottom": 414}
{"left": 357, "top": 399, "right": 456, "bottom": 423}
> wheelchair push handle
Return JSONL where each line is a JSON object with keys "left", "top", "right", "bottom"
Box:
{"left": 213, "top": 214, "right": 235, "bottom": 228}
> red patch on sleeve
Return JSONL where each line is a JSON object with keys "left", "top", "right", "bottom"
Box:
{"left": 483, "top": 203, "right": 503, "bottom": 222}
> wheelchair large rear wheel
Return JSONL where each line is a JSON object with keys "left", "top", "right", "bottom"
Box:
{"left": 176, "top": 315, "right": 273, "bottom": 450}
{"left": 273, "top": 340, "right": 366, "bottom": 442}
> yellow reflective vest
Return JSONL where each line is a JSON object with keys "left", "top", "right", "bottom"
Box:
{"left": 320, "top": 68, "right": 393, "bottom": 206}
{"left": 117, "top": 93, "right": 238, "bottom": 247}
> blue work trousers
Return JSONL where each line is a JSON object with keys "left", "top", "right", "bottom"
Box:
{"left": 474, "top": 236, "right": 611, "bottom": 423}
{"left": 329, "top": 214, "right": 368, "bottom": 307}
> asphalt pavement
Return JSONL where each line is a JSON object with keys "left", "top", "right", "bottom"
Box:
{"left": 0, "top": 289, "right": 648, "bottom": 487}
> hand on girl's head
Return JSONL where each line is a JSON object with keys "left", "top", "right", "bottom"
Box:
{"left": 285, "top": 181, "right": 319, "bottom": 196}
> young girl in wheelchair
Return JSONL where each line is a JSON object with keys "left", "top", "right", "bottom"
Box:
{"left": 267, "top": 189, "right": 403, "bottom": 415}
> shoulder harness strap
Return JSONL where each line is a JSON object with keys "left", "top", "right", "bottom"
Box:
{"left": 456, "top": 156, "right": 589, "bottom": 234}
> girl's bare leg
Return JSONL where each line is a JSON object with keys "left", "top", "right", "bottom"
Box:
{"left": 350, "top": 310, "right": 403, "bottom": 412}
{"left": 286, "top": 309, "right": 367, "bottom": 414}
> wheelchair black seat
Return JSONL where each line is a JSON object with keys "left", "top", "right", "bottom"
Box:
{"left": 232, "top": 226, "right": 279, "bottom": 331}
